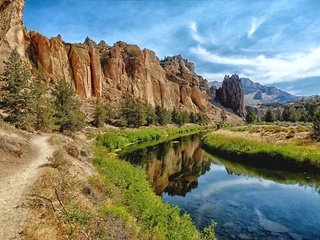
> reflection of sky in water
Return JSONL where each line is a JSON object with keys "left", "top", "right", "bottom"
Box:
{"left": 163, "top": 163, "right": 320, "bottom": 240}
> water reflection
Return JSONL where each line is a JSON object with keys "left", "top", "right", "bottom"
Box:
{"left": 121, "top": 135, "right": 211, "bottom": 196}
{"left": 120, "top": 134, "right": 320, "bottom": 239}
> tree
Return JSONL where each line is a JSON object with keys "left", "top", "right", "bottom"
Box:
{"left": 92, "top": 97, "right": 107, "bottom": 127}
{"left": 29, "top": 69, "right": 54, "bottom": 131}
{"left": 155, "top": 105, "right": 171, "bottom": 126}
{"left": 245, "top": 109, "right": 256, "bottom": 124}
{"left": 0, "top": 49, "right": 33, "bottom": 129}
{"left": 312, "top": 106, "right": 320, "bottom": 140}
{"left": 145, "top": 104, "right": 156, "bottom": 126}
{"left": 53, "top": 79, "right": 86, "bottom": 132}
{"left": 119, "top": 95, "right": 147, "bottom": 128}
{"left": 172, "top": 108, "right": 182, "bottom": 125}
{"left": 181, "top": 111, "right": 190, "bottom": 124}
{"left": 264, "top": 108, "right": 275, "bottom": 122}
{"left": 288, "top": 106, "right": 299, "bottom": 122}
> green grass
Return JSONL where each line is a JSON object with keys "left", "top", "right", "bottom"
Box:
{"left": 92, "top": 125, "right": 217, "bottom": 239}
{"left": 97, "top": 125, "right": 215, "bottom": 151}
{"left": 202, "top": 133, "right": 320, "bottom": 173}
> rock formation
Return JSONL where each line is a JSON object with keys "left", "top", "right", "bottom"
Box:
{"left": 0, "top": 0, "right": 244, "bottom": 123}
{"left": 217, "top": 74, "right": 245, "bottom": 117}
{"left": 0, "top": 0, "right": 27, "bottom": 73}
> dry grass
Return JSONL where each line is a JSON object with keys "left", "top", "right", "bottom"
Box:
{"left": 226, "top": 124, "right": 313, "bottom": 144}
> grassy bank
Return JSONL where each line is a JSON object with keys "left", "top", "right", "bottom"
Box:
{"left": 97, "top": 125, "right": 215, "bottom": 150}
{"left": 202, "top": 133, "right": 320, "bottom": 173}
{"left": 94, "top": 125, "right": 217, "bottom": 239}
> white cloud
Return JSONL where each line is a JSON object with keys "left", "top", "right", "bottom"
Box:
{"left": 190, "top": 45, "right": 320, "bottom": 84}
{"left": 188, "top": 21, "right": 207, "bottom": 44}
{"left": 247, "top": 18, "right": 265, "bottom": 38}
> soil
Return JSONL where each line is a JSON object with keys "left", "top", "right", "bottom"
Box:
{"left": 0, "top": 135, "right": 54, "bottom": 240}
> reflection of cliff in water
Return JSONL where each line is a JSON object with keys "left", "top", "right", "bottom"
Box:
{"left": 121, "top": 135, "right": 211, "bottom": 196}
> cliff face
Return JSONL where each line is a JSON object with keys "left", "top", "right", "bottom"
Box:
{"left": 0, "top": 0, "right": 27, "bottom": 73}
{"left": 27, "top": 34, "right": 210, "bottom": 111}
{"left": 0, "top": 0, "right": 244, "bottom": 123}
{"left": 217, "top": 74, "right": 245, "bottom": 117}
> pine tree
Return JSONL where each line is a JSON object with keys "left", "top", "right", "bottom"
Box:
{"left": 53, "top": 79, "right": 86, "bottom": 132}
{"left": 155, "top": 105, "right": 171, "bottom": 126}
{"left": 145, "top": 104, "right": 156, "bottom": 126}
{"left": 181, "top": 111, "right": 190, "bottom": 124}
{"left": 264, "top": 108, "right": 275, "bottom": 122}
{"left": 119, "top": 95, "right": 147, "bottom": 128}
{"left": 245, "top": 109, "right": 256, "bottom": 124}
{"left": 172, "top": 108, "right": 182, "bottom": 125}
{"left": 0, "top": 49, "right": 33, "bottom": 129}
{"left": 92, "top": 97, "right": 107, "bottom": 127}
{"left": 29, "top": 69, "right": 54, "bottom": 131}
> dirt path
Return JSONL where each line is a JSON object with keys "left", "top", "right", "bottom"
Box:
{"left": 0, "top": 135, "right": 54, "bottom": 240}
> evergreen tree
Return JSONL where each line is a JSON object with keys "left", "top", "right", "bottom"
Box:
{"left": 245, "top": 109, "right": 256, "bottom": 124}
{"left": 53, "top": 79, "right": 86, "bottom": 132}
{"left": 312, "top": 106, "right": 320, "bottom": 140}
{"left": 155, "top": 105, "right": 171, "bottom": 126}
{"left": 120, "top": 95, "right": 147, "bottom": 128}
{"left": 282, "top": 106, "right": 290, "bottom": 121}
{"left": 171, "top": 108, "right": 182, "bottom": 125}
{"left": 29, "top": 69, "right": 54, "bottom": 131}
{"left": 92, "top": 97, "right": 107, "bottom": 127}
{"left": 0, "top": 49, "right": 33, "bottom": 129}
{"left": 181, "top": 111, "right": 190, "bottom": 124}
{"left": 275, "top": 109, "right": 282, "bottom": 121}
{"left": 145, "top": 104, "right": 156, "bottom": 126}
{"left": 195, "top": 112, "right": 207, "bottom": 125}
{"left": 264, "top": 108, "right": 275, "bottom": 122}
{"left": 288, "top": 106, "right": 299, "bottom": 122}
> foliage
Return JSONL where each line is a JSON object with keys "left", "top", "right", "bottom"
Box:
{"left": 0, "top": 49, "right": 33, "bottom": 129}
{"left": 29, "top": 69, "right": 55, "bottom": 131}
{"left": 202, "top": 133, "right": 320, "bottom": 172}
{"left": 97, "top": 125, "right": 215, "bottom": 151}
{"left": 92, "top": 97, "right": 108, "bottom": 127}
{"left": 155, "top": 105, "right": 171, "bottom": 126}
{"left": 264, "top": 108, "right": 275, "bottom": 122}
{"left": 245, "top": 109, "right": 256, "bottom": 124}
{"left": 94, "top": 126, "right": 218, "bottom": 239}
{"left": 53, "top": 79, "right": 86, "bottom": 132}
{"left": 120, "top": 95, "right": 147, "bottom": 128}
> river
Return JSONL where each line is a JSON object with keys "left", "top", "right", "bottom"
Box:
{"left": 120, "top": 134, "right": 320, "bottom": 240}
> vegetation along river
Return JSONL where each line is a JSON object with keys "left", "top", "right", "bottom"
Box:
{"left": 120, "top": 134, "right": 320, "bottom": 240}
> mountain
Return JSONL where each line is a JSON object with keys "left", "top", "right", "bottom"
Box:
{"left": 209, "top": 78, "right": 301, "bottom": 106}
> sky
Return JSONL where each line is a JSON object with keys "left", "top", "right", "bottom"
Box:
{"left": 24, "top": 0, "right": 320, "bottom": 96}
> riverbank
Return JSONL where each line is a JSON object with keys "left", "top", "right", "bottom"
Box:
{"left": 94, "top": 125, "right": 217, "bottom": 239}
{"left": 97, "top": 125, "right": 215, "bottom": 150}
{"left": 202, "top": 125, "right": 320, "bottom": 173}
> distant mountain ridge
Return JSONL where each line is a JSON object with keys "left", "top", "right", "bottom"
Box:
{"left": 209, "top": 78, "right": 301, "bottom": 106}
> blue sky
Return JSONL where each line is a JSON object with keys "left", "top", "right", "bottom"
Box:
{"left": 24, "top": 0, "right": 320, "bottom": 96}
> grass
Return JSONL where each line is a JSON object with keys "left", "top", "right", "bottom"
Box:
{"left": 202, "top": 133, "right": 320, "bottom": 173}
{"left": 97, "top": 125, "right": 215, "bottom": 151}
{"left": 93, "top": 125, "right": 217, "bottom": 239}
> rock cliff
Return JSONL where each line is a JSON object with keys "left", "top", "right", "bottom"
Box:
{"left": 0, "top": 0, "right": 244, "bottom": 123}
{"left": 217, "top": 74, "right": 245, "bottom": 117}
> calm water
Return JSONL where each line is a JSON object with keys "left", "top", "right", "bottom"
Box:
{"left": 120, "top": 134, "right": 320, "bottom": 240}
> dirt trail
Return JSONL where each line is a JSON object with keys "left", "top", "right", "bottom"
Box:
{"left": 0, "top": 135, "right": 54, "bottom": 240}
